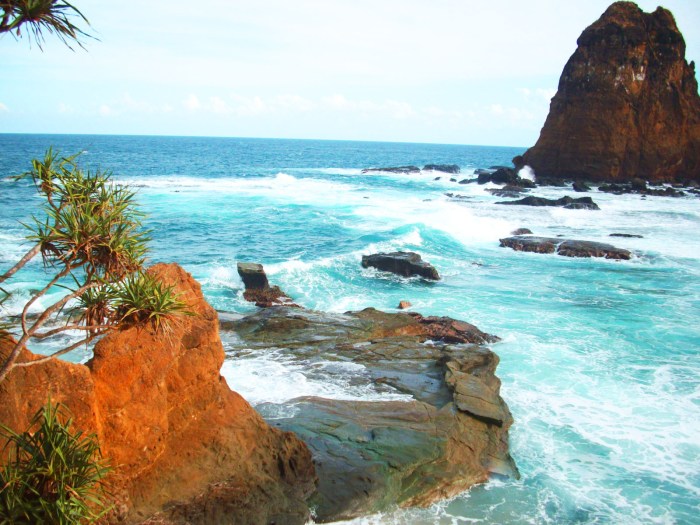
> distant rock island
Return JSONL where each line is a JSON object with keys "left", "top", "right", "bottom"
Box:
{"left": 517, "top": 1, "right": 700, "bottom": 183}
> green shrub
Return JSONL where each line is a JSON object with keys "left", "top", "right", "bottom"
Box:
{"left": 0, "top": 400, "right": 111, "bottom": 524}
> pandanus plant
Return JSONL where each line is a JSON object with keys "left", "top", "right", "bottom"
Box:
{"left": 0, "top": 0, "right": 91, "bottom": 49}
{"left": 0, "top": 149, "right": 190, "bottom": 384}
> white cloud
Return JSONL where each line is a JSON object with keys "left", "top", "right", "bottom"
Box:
{"left": 99, "top": 104, "right": 115, "bottom": 117}
{"left": 183, "top": 94, "right": 201, "bottom": 111}
{"left": 209, "top": 96, "right": 232, "bottom": 114}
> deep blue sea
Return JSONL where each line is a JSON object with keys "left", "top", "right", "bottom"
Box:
{"left": 1, "top": 134, "right": 699, "bottom": 524}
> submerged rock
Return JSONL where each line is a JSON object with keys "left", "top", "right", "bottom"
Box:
{"left": 518, "top": 2, "right": 700, "bottom": 183}
{"left": 500, "top": 235, "right": 631, "bottom": 260}
{"left": 362, "top": 251, "right": 440, "bottom": 280}
{"left": 511, "top": 228, "right": 533, "bottom": 235}
{"left": 223, "top": 306, "right": 515, "bottom": 522}
{"left": 610, "top": 233, "right": 644, "bottom": 238}
{"left": 496, "top": 195, "right": 600, "bottom": 210}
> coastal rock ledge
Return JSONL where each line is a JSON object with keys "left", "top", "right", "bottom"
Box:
{"left": 222, "top": 306, "right": 517, "bottom": 522}
{"left": 0, "top": 263, "right": 316, "bottom": 524}
{"left": 518, "top": 1, "right": 700, "bottom": 183}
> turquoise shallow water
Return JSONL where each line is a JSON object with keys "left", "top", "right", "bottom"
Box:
{"left": 1, "top": 134, "right": 699, "bottom": 524}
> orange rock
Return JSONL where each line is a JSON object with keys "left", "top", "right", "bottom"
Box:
{"left": 0, "top": 263, "right": 316, "bottom": 524}
{"left": 520, "top": 2, "right": 700, "bottom": 183}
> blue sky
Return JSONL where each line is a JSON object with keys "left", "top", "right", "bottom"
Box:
{"left": 1, "top": 0, "right": 699, "bottom": 147}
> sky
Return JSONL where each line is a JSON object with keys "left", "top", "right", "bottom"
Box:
{"left": 1, "top": 0, "right": 699, "bottom": 147}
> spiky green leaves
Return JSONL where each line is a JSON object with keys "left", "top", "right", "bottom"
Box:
{"left": 0, "top": 0, "right": 92, "bottom": 50}
{"left": 0, "top": 400, "right": 112, "bottom": 523}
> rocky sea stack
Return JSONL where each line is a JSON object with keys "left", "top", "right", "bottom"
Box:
{"left": 518, "top": 1, "right": 700, "bottom": 183}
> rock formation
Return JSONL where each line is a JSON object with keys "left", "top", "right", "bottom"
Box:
{"left": 237, "top": 261, "right": 298, "bottom": 308}
{"left": 223, "top": 306, "right": 517, "bottom": 522}
{"left": 0, "top": 264, "right": 316, "bottom": 524}
{"left": 362, "top": 252, "right": 440, "bottom": 280}
{"left": 496, "top": 195, "right": 600, "bottom": 210}
{"left": 518, "top": 1, "right": 700, "bottom": 183}
{"left": 500, "top": 235, "right": 632, "bottom": 260}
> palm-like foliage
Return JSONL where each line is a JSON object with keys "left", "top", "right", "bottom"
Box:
{"left": 0, "top": 150, "right": 189, "bottom": 384}
{"left": 0, "top": 400, "right": 112, "bottom": 523}
{"left": 0, "top": 0, "right": 91, "bottom": 49}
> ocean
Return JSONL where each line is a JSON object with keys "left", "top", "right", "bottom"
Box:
{"left": 1, "top": 134, "right": 699, "bottom": 524}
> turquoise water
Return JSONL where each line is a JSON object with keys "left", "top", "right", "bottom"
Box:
{"left": 1, "top": 134, "right": 699, "bottom": 524}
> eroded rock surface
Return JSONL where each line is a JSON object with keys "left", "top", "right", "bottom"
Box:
{"left": 0, "top": 264, "right": 316, "bottom": 524}
{"left": 237, "top": 261, "right": 297, "bottom": 307}
{"left": 519, "top": 2, "right": 700, "bottom": 183}
{"left": 222, "top": 307, "right": 516, "bottom": 522}
{"left": 500, "top": 235, "right": 632, "bottom": 260}
{"left": 362, "top": 251, "right": 440, "bottom": 280}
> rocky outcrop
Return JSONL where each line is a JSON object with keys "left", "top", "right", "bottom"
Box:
{"left": 0, "top": 264, "right": 316, "bottom": 524}
{"left": 598, "top": 182, "right": 686, "bottom": 197}
{"left": 519, "top": 2, "right": 700, "bottom": 183}
{"left": 223, "top": 306, "right": 516, "bottom": 522}
{"left": 477, "top": 167, "right": 535, "bottom": 188}
{"left": 496, "top": 195, "right": 600, "bottom": 210}
{"left": 362, "top": 166, "right": 420, "bottom": 174}
{"left": 423, "top": 164, "right": 460, "bottom": 174}
{"left": 237, "top": 261, "right": 297, "bottom": 308}
{"left": 362, "top": 252, "right": 440, "bottom": 280}
{"left": 500, "top": 235, "right": 632, "bottom": 260}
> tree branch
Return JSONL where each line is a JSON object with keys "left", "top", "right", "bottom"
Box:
{"left": 0, "top": 243, "right": 41, "bottom": 284}
{"left": 31, "top": 324, "right": 109, "bottom": 340}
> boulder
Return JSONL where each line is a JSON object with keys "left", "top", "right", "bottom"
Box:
{"left": 500, "top": 236, "right": 631, "bottom": 260}
{"left": 496, "top": 195, "right": 600, "bottom": 210}
{"left": 398, "top": 300, "right": 412, "bottom": 309}
{"left": 0, "top": 264, "right": 316, "bottom": 524}
{"left": 223, "top": 306, "right": 516, "bottom": 522}
{"left": 423, "top": 164, "right": 460, "bottom": 174}
{"left": 362, "top": 252, "right": 440, "bottom": 281}
{"left": 573, "top": 181, "right": 592, "bottom": 192}
{"left": 518, "top": 2, "right": 700, "bottom": 183}
{"left": 511, "top": 228, "right": 533, "bottom": 235}
{"left": 486, "top": 185, "right": 530, "bottom": 198}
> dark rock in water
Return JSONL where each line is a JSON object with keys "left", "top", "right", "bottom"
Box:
{"left": 237, "top": 262, "right": 298, "bottom": 307}
{"left": 486, "top": 185, "right": 530, "bottom": 198}
{"left": 499, "top": 236, "right": 557, "bottom": 254}
{"left": 398, "top": 300, "right": 412, "bottom": 310}
{"left": 598, "top": 182, "right": 686, "bottom": 197}
{"left": 434, "top": 176, "right": 442, "bottom": 181}
{"left": 557, "top": 240, "right": 631, "bottom": 259}
{"left": 518, "top": 2, "right": 700, "bottom": 183}
{"left": 459, "top": 178, "right": 477, "bottom": 184}
{"left": 610, "top": 233, "right": 644, "bottom": 238}
{"left": 573, "top": 181, "right": 592, "bottom": 192}
{"left": 518, "top": 178, "right": 537, "bottom": 189}
{"left": 500, "top": 236, "right": 631, "bottom": 260}
{"left": 362, "top": 166, "right": 420, "bottom": 174}
{"left": 535, "top": 177, "right": 569, "bottom": 187}
{"left": 511, "top": 228, "right": 533, "bottom": 235}
{"left": 362, "top": 252, "right": 440, "bottom": 280}
{"left": 496, "top": 195, "right": 600, "bottom": 210}
{"left": 444, "top": 193, "right": 472, "bottom": 201}
{"left": 237, "top": 262, "right": 269, "bottom": 290}
{"left": 489, "top": 165, "right": 512, "bottom": 171}
{"left": 222, "top": 306, "right": 516, "bottom": 521}
{"left": 424, "top": 164, "right": 460, "bottom": 174}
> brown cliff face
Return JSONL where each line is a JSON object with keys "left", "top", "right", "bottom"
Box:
{"left": 0, "top": 263, "right": 316, "bottom": 524}
{"left": 520, "top": 1, "right": 700, "bottom": 183}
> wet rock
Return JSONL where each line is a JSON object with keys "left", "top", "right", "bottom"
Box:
{"left": 423, "top": 164, "right": 460, "bottom": 174}
{"left": 237, "top": 262, "right": 298, "bottom": 308}
{"left": 573, "top": 181, "right": 592, "bottom": 192}
{"left": 599, "top": 183, "right": 686, "bottom": 197}
{"left": 362, "top": 166, "right": 420, "bottom": 174}
{"left": 486, "top": 185, "right": 530, "bottom": 198}
{"left": 362, "top": 252, "right": 440, "bottom": 281}
{"left": 610, "top": 233, "right": 644, "bottom": 238}
{"left": 496, "top": 195, "right": 600, "bottom": 210}
{"left": 444, "top": 193, "right": 472, "bottom": 201}
{"left": 511, "top": 228, "right": 533, "bottom": 235}
{"left": 500, "top": 236, "right": 631, "bottom": 260}
{"left": 223, "top": 306, "right": 516, "bottom": 522}
{"left": 398, "top": 300, "right": 412, "bottom": 309}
